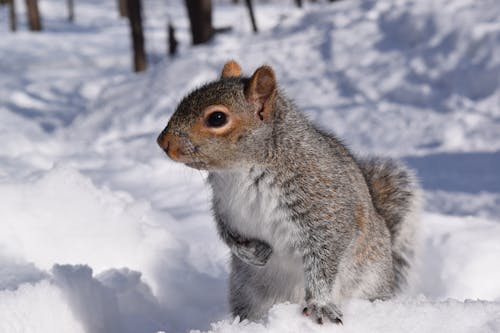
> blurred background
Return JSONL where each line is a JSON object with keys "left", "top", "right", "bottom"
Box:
{"left": 0, "top": 1, "right": 499, "bottom": 332}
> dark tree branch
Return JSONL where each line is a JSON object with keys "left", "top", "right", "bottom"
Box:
{"left": 8, "top": 0, "right": 17, "bottom": 31}
{"left": 126, "top": 0, "right": 147, "bottom": 72}
{"left": 67, "top": 0, "right": 74, "bottom": 22}
{"left": 244, "top": 0, "right": 258, "bottom": 33}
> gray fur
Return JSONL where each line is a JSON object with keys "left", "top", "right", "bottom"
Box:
{"left": 158, "top": 70, "right": 421, "bottom": 324}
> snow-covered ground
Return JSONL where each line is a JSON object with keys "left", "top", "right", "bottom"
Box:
{"left": 1, "top": 0, "right": 499, "bottom": 332}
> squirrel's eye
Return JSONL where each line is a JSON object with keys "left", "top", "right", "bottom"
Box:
{"left": 206, "top": 111, "right": 228, "bottom": 128}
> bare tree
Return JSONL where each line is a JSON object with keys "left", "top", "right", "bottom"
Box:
{"left": 25, "top": 0, "right": 42, "bottom": 31}
{"left": 8, "top": 0, "right": 17, "bottom": 31}
{"left": 126, "top": 0, "right": 147, "bottom": 72}
{"left": 167, "top": 22, "right": 178, "bottom": 56}
{"left": 117, "top": 0, "right": 127, "bottom": 17}
{"left": 295, "top": 0, "right": 303, "bottom": 8}
{"left": 244, "top": 0, "right": 258, "bottom": 33}
{"left": 67, "top": 0, "right": 74, "bottom": 22}
{"left": 185, "top": 0, "right": 213, "bottom": 45}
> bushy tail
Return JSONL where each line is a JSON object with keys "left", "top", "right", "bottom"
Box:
{"left": 358, "top": 157, "right": 421, "bottom": 292}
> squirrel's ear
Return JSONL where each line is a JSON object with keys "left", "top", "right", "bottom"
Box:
{"left": 245, "top": 66, "right": 277, "bottom": 121}
{"left": 221, "top": 60, "right": 242, "bottom": 79}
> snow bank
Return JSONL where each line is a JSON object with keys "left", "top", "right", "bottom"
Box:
{"left": 195, "top": 300, "right": 500, "bottom": 333}
{"left": 0, "top": 281, "right": 84, "bottom": 333}
{"left": 52, "top": 264, "right": 167, "bottom": 333}
{"left": 0, "top": 166, "right": 228, "bottom": 332}
{"left": 419, "top": 214, "right": 500, "bottom": 301}
{"left": 0, "top": 166, "right": 172, "bottom": 280}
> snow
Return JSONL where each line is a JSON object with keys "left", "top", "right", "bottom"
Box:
{"left": 0, "top": 0, "right": 499, "bottom": 332}
{"left": 0, "top": 281, "right": 85, "bottom": 333}
{"left": 194, "top": 300, "right": 500, "bottom": 333}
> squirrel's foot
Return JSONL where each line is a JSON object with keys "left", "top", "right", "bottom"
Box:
{"left": 302, "top": 301, "right": 343, "bottom": 325}
{"left": 234, "top": 239, "right": 273, "bottom": 266}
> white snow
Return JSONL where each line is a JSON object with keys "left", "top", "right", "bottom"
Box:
{"left": 0, "top": 281, "right": 85, "bottom": 333}
{"left": 194, "top": 300, "right": 500, "bottom": 333}
{"left": 0, "top": 0, "right": 499, "bottom": 332}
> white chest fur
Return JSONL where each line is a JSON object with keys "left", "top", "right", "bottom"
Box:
{"left": 209, "top": 168, "right": 298, "bottom": 254}
{"left": 210, "top": 167, "right": 305, "bottom": 303}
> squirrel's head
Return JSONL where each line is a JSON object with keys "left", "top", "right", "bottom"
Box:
{"left": 157, "top": 61, "right": 278, "bottom": 171}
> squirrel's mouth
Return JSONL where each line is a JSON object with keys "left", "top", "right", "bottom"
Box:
{"left": 184, "top": 161, "right": 207, "bottom": 170}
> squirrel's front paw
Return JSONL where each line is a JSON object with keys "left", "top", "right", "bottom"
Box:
{"left": 234, "top": 239, "right": 273, "bottom": 266}
{"left": 303, "top": 301, "right": 343, "bottom": 325}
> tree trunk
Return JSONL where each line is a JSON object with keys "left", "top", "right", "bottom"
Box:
{"left": 118, "top": 0, "right": 127, "bottom": 17}
{"left": 126, "top": 0, "right": 147, "bottom": 72}
{"left": 295, "top": 0, "right": 303, "bottom": 8}
{"left": 25, "top": 0, "right": 42, "bottom": 31}
{"left": 185, "top": 0, "right": 213, "bottom": 45}
{"left": 67, "top": 0, "right": 74, "bottom": 22}
{"left": 167, "top": 23, "right": 178, "bottom": 56}
{"left": 8, "top": 0, "right": 17, "bottom": 31}
{"left": 244, "top": 0, "right": 258, "bottom": 33}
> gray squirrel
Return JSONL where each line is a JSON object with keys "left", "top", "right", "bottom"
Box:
{"left": 157, "top": 61, "right": 420, "bottom": 325}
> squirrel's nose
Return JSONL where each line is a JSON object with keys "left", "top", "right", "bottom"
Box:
{"left": 157, "top": 131, "right": 185, "bottom": 161}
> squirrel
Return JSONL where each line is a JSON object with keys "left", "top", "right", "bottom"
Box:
{"left": 157, "top": 61, "right": 421, "bottom": 325}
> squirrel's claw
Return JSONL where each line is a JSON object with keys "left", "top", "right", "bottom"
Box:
{"left": 303, "top": 301, "right": 343, "bottom": 325}
{"left": 234, "top": 239, "right": 273, "bottom": 266}
{"left": 302, "top": 307, "right": 311, "bottom": 316}
{"left": 253, "top": 241, "right": 273, "bottom": 264}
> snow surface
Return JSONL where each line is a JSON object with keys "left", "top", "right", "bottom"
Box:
{"left": 0, "top": 0, "right": 499, "bottom": 332}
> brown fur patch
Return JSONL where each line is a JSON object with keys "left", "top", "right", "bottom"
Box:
{"left": 354, "top": 204, "right": 376, "bottom": 264}
{"left": 354, "top": 204, "right": 368, "bottom": 231}
{"left": 246, "top": 66, "right": 277, "bottom": 121}
{"left": 370, "top": 178, "right": 393, "bottom": 206}
{"left": 221, "top": 60, "right": 242, "bottom": 79}
{"left": 160, "top": 132, "right": 184, "bottom": 161}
